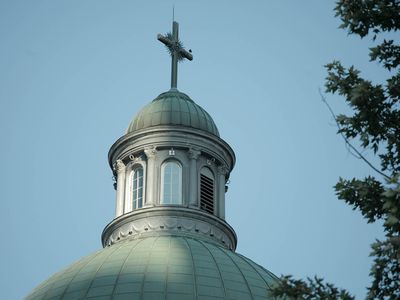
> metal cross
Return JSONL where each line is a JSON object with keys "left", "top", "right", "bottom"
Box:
{"left": 158, "top": 21, "right": 193, "bottom": 89}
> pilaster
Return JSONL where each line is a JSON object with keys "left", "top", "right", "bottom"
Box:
{"left": 144, "top": 146, "right": 157, "bottom": 206}
{"left": 114, "top": 159, "right": 126, "bottom": 217}
{"left": 188, "top": 148, "right": 201, "bottom": 207}
{"left": 217, "top": 165, "right": 228, "bottom": 219}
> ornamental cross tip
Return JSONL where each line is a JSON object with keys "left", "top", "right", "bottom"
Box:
{"left": 157, "top": 21, "right": 193, "bottom": 90}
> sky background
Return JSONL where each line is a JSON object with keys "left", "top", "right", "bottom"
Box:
{"left": 0, "top": 1, "right": 392, "bottom": 299}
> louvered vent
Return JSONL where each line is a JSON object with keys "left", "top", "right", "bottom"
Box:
{"left": 200, "top": 174, "right": 214, "bottom": 214}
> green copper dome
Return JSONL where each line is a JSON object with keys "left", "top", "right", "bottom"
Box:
{"left": 127, "top": 90, "right": 220, "bottom": 136}
{"left": 27, "top": 236, "right": 279, "bottom": 300}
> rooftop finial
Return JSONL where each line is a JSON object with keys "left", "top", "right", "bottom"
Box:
{"left": 157, "top": 20, "right": 193, "bottom": 90}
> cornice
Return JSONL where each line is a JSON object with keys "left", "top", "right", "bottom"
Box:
{"left": 108, "top": 126, "right": 236, "bottom": 171}
{"left": 101, "top": 206, "right": 237, "bottom": 250}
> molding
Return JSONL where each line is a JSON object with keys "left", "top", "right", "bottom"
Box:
{"left": 128, "top": 153, "right": 144, "bottom": 163}
{"left": 113, "top": 159, "right": 126, "bottom": 172}
{"left": 144, "top": 146, "right": 157, "bottom": 159}
{"left": 108, "top": 126, "right": 235, "bottom": 173}
{"left": 188, "top": 148, "right": 201, "bottom": 160}
{"left": 101, "top": 207, "right": 237, "bottom": 250}
{"left": 217, "top": 165, "right": 229, "bottom": 176}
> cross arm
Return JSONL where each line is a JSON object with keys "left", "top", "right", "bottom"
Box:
{"left": 179, "top": 48, "right": 193, "bottom": 61}
{"left": 157, "top": 34, "right": 193, "bottom": 61}
{"left": 157, "top": 34, "right": 173, "bottom": 47}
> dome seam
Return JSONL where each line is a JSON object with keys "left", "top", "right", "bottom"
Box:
{"left": 236, "top": 253, "right": 276, "bottom": 294}
{"left": 161, "top": 97, "right": 170, "bottom": 125}
{"left": 164, "top": 236, "right": 172, "bottom": 299}
{"left": 42, "top": 249, "right": 105, "bottom": 300}
{"left": 183, "top": 237, "right": 199, "bottom": 298}
{"left": 183, "top": 97, "right": 193, "bottom": 129}
{"left": 199, "top": 107, "right": 211, "bottom": 133}
{"left": 190, "top": 100, "right": 205, "bottom": 132}
{"left": 81, "top": 243, "right": 127, "bottom": 299}
{"left": 138, "top": 104, "right": 150, "bottom": 129}
{"left": 217, "top": 246, "right": 255, "bottom": 300}
{"left": 58, "top": 250, "right": 104, "bottom": 299}
{"left": 196, "top": 239, "right": 229, "bottom": 300}
{"left": 110, "top": 238, "right": 147, "bottom": 298}
{"left": 138, "top": 236, "right": 161, "bottom": 299}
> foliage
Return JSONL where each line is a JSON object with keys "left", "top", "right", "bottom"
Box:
{"left": 271, "top": 276, "right": 355, "bottom": 300}
{"left": 272, "top": 1, "right": 400, "bottom": 299}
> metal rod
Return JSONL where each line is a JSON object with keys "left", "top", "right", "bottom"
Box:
{"left": 171, "top": 21, "right": 179, "bottom": 89}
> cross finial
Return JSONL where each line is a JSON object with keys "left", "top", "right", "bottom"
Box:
{"left": 157, "top": 21, "right": 193, "bottom": 90}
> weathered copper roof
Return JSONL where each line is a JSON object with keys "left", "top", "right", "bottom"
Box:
{"left": 127, "top": 90, "right": 220, "bottom": 136}
{"left": 26, "top": 236, "right": 278, "bottom": 299}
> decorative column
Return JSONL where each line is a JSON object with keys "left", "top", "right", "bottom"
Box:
{"left": 217, "top": 166, "right": 228, "bottom": 219}
{"left": 114, "top": 159, "right": 126, "bottom": 218}
{"left": 144, "top": 146, "right": 157, "bottom": 206}
{"left": 188, "top": 148, "right": 201, "bottom": 207}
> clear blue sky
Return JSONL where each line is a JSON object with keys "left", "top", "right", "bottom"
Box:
{"left": 0, "top": 1, "right": 389, "bottom": 299}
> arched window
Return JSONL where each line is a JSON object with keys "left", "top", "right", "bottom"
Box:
{"left": 132, "top": 167, "right": 144, "bottom": 209}
{"left": 161, "top": 161, "right": 182, "bottom": 205}
{"left": 200, "top": 167, "right": 214, "bottom": 214}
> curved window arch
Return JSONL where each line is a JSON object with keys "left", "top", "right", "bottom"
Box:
{"left": 132, "top": 166, "right": 144, "bottom": 209}
{"left": 200, "top": 167, "right": 214, "bottom": 214}
{"left": 160, "top": 161, "right": 182, "bottom": 205}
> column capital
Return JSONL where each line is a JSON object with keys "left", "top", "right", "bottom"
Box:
{"left": 114, "top": 159, "right": 126, "bottom": 172}
{"left": 144, "top": 146, "right": 157, "bottom": 159}
{"left": 188, "top": 148, "right": 201, "bottom": 160}
{"left": 217, "top": 165, "right": 229, "bottom": 176}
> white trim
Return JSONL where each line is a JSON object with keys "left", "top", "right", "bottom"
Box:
{"left": 132, "top": 167, "right": 144, "bottom": 209}
{"left": 125, "top": 162, "right": 146, "bottom": 213}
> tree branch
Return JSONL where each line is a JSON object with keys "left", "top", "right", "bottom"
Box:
{"left": 319, "top": 89, "right": 391, "bottom": 180}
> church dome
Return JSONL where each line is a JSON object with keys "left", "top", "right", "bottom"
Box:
{"left": 27, "top": 236, "right": 278, "bottom": 300}
{"left": 27, "top": 20, "right": 281, "bottom": 300}
{"left": 126, "top": 89, "right": 220, "bottom": 136}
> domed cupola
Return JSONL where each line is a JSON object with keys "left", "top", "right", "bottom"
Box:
{"left": 103, "top": 21, "right": 236, "bottom": 251}
{"left": 26, "top": 20, "right": 281, "bottom": 300}
{"left": 127, "top": 90, "right": 220, "bottom": 136}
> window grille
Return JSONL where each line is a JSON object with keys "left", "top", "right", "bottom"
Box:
{"left": 200, "top": 169, "right": 214, "bottom": 214}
